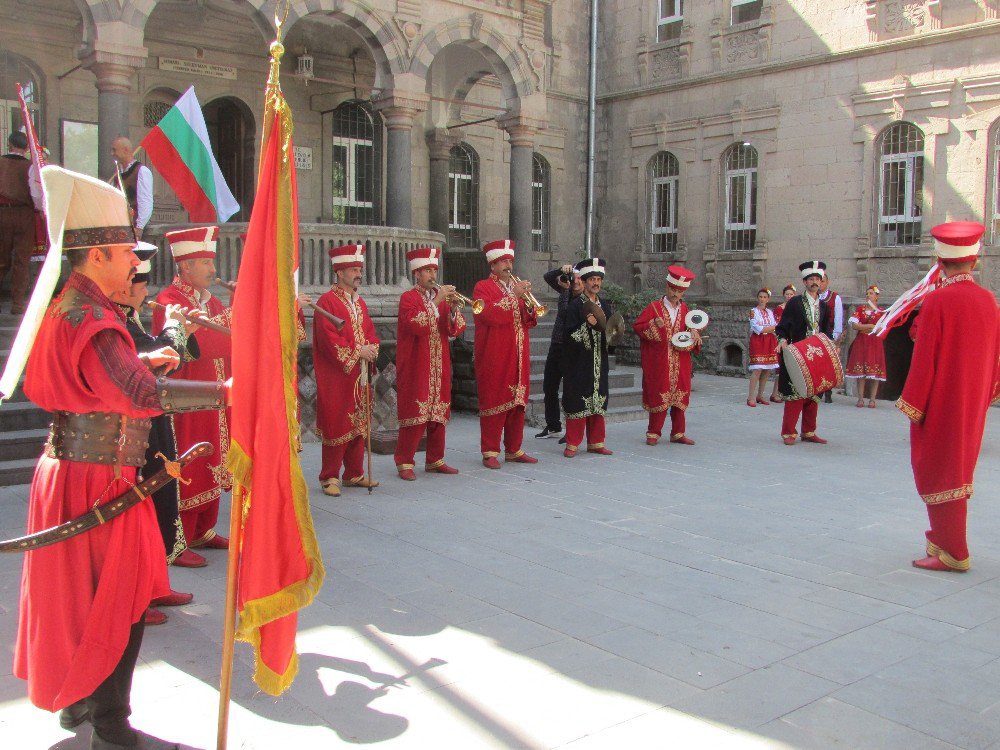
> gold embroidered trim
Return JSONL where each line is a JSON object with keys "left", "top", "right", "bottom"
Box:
{"left": 425, "top": 458, "right": 445, "bottom": 470}
{"left": 922, "top": 484, "right": 973, "bottom": 505}
{"left": 178, "top": 486, "right": 221, "bottom": 511}
{"left": 644, "top": 391, "right": 689, "bottom": 413}
{"left": 396, "top": 463, "right": 415, "bottom": 470}
{"left": 482, "top": 451, "right": 500, "bottom": 458}
{"left": 505, "top": 450, "right": 525, "bottom": 459}
{"left": 587, "top": 442, "right": 605, "bottom": 449}
{"left": 896, "top": 398, "right": 924, "bottom": 424}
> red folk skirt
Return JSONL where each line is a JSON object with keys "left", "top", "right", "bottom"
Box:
{"left": 749, "top": 332, "right": 779, "bottom": 370}
{"left": 846, "top": 332, "right": 886, "bottom": 381}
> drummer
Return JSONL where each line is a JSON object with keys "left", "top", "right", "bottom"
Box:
{"left": 632, "top": 265, "right": 702, "bottom": 446}
{"left": 561, "top": 258, "right": 614, "bottom": 457}
{"left": 775, "top": 261, "right": 835, "bottom": 445}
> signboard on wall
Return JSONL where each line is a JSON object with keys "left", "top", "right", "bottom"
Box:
{"left": 294, "top": 147, "right": 313, "bottom": 170}
{"left": 159, "top": 57, "right": 237, "bottom": 80}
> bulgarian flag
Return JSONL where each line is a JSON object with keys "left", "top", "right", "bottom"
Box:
{"left": 226, "top": 43, "right": 324, "bottom": 696}
{"left": 140, "top": 86, "right": 239, "bottom": 222}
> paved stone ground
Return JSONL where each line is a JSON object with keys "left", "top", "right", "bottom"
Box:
{"left": 1, "top": 374, "right": 1000, "bottom": 749}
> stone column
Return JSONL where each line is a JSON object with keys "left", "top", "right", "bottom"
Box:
{"left": 82, "top": 46, "right": 148, "bottom": 181}
{"left": 426, "top": 128, "right": 461, "bottom": 241}
{"left": 375, "top": 94, "right": 428, "bottom": 228}
{"left": 504, "top": 122, "right": 537, "bottom": 278}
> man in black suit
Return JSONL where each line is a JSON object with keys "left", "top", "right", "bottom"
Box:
{"left": 775, "top": 260, "right": 834, "bottom": 445}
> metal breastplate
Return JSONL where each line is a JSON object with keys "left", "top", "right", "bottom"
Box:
{"left": 45, "top": 411, "right": 152, "bottom": 466}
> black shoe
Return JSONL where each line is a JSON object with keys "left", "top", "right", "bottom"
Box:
{"left": 535, "top": 427, "right": 561, "bottom": 439}
{"left": 59, "top": 700, "right": 90, "bottom": 730}
{"left": 558, "top": 436, "right": 567, "bottom": 445}
{"left": 91, "top": 728, "right": 183, "bottom": 749}
{"left": 823, "top": 392, "right": 833, "bottom": 403}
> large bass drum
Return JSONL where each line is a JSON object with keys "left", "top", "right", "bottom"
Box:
{"left": 783, "top": 333, "right": 844, "bottom": 398}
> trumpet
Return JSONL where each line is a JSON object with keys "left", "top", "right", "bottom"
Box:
{"left": 431, "top": 282, "right": 484, "bottom": 315}
{"left": 505, "top": 271, "right": 548, "bottom": 317}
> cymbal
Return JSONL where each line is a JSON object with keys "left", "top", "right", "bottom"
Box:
{"left": 582, "top": 299, "right": 607, "bottom": 331}
{"left": 606, "top": 312, "right": 625, "bottom": 347}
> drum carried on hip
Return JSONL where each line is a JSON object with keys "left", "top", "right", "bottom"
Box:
{"left": 782, "top": 333, "right": 844, "bottom": 398}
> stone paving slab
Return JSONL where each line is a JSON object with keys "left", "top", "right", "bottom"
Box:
{"left": 1, "top": 373, "right": 999, "bottom": 748}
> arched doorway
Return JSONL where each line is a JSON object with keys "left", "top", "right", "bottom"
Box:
{"left": 0, "top": 50, "right": 43, "bottom": 147}
{"left": 203, "top": 97, "right": 255, "bottom": 221}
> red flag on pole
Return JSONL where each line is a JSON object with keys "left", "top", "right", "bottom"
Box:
{"left": 225, "top": 38, "right": 324, "bottom": 695}
{"left": 16, "top": 83, "right": 46, "bottom": 207}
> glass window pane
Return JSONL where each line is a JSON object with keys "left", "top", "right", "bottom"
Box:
{"left": 355, "top": 143, "right": 373, "bottom": 204}
{"left": 749, "top": 172, "right": 757, "bottom": 225}
{"left": 332, "top": 145, "right": 348, "bottom": 199}
{"left": 729, "top": 175, "right": 746, "bottom": 224}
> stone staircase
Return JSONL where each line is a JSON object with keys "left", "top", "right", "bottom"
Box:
{"left": 0, "top": 313, "right": 49, "bottom": 486}
{"left": 451, "top": 316, "right": 647, "bottom": 426}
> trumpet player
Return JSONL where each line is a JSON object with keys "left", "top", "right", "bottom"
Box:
{"left": 473, "top": 239, "right": 539, "bottom": 469}
{"left": 394, "top": 248, "right": 466, "bottom": 480}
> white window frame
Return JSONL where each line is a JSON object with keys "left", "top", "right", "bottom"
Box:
{"left": 449, "top": 170, "right": 473, "bottom": 231}
{"left": 725, "top": 167, "right": 757, "bottom": 231}
{"left": 531, "top": 168, "right": 545, "bottom": 245}
{"left": 878, "top": 151, "right": 921, "bottom": 227}
{"left": 990, "top": 121, "right": 1000, "bottom": 245}
{"left": 331, "top": 136, "right": 374, "bottom": 210}
{"left": 650, "top": 173, "right": 679, "bottom": 245}
{"left": 657, "top": 0, "right": 684, "bottom": 43}
{"left": 0, "top": 99, "right": 16, "bottom": 148}
{"left": 731, "top": 0, "right": 763, "bottom": 25}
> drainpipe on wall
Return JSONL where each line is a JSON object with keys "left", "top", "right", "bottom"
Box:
{"left": 584, "top": 0, "right": 599, "bottom": 259}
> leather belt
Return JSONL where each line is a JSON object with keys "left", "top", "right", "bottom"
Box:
{"left": 45, "top": 411, "right": 153, "bottom": 467}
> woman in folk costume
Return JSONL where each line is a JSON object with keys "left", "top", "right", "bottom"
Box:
{"left": 747, "top": 288, "right": 779, "bottom": 407}
{"left": 394, "top": 247, "right": 466, "bottom": 479}
{"left": 769, "top": 284, "right": 796, "bottom": 402}
{"left": 846, "top": 284, "right": 887, "bottom": 408}
{"left": 884, "top": 221, "right": 1000, "bottom": 572}
{"left": 633, "top": 265, "right": 701, "bottom": 446}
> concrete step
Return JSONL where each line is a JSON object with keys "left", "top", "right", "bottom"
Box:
{"left": 527, "top": 386, "right": 645, "bottom": 410}
{"left": 0, "top": 457, "right": 36, "bottom": 486}
{"left": 0, "top": 428, "right": 48, "bottom": 461}
{"left": 0, "top": 402, "right": 51, "bottom": 432}
{"left": 453, "top": 369, "right": 636, "bottom": 398}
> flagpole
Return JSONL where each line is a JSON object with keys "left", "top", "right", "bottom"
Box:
{"left": 366, "top": 361, "right": 375, "bottom": 495}
{"left": 216, "top": 487, "right": 243, "bottom": 750}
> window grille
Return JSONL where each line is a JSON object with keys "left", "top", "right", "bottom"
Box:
{"left": 0, "top": 51, "right": 41, "bottom": 147}
{"left": 448, "top": 143, "right": 479, "bottom": 249}
{"left": 144, "top": 101, "right": 172, "bottom": 128}
{"left": 531, "top": 153, "right": 551, "bottom": 252}
{"left": 731, "top": 0, "right": 763, "bottom": 24}
{"left": 649, "top": 151, "right": 679, "bottom": 253}
{"left": 657, "top": 0, "right": 683, "bottom": 43}
{"left": 989, "top": 120, "right": 1000, "bottom": 245}
{"left": 724, "top": 143, "right": 758, "bottom": 251}
{"left": 331, "top": 100, "right": 383, "bottom": 226}
{"left": 876, "top": 122, "right": 924, "bottom": 247}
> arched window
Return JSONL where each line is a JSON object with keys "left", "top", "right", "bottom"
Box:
{"left": 448, "top": 143, "right": 479, "bottom": 249}
{"left": 532, "top": 153, "right": 550, "bottom": 252}
{"left": 0, "top": 51, "right": 42, "bottom": 146}
{"left": 723, "top": 143, "right": 758, "bottom": 251}
{"left": 988, "top": 119, "right": 1000, "bottom": 245}
{"left": 331, "top": 100, "right": 383, "bottom": 226}
{"left": 876, "top": 122, "right": 924, "bottom": 247}
{"left": 649, "top": 151, "right": 680, "bottom": 253}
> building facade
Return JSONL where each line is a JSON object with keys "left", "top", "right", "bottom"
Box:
{"left": 1, "top": 0, "right": 999, "bottom": 318}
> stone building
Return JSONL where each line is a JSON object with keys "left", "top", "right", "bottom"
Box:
{"left": 1, "top": 0, "right": 998, "bottom": 377}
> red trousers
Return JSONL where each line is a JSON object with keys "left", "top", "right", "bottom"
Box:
{"left": 320, "top": 437, "right": 366, "bottom": 483}
{"left": 925, "top": 498, "right": 970, "bottom": 568}
{"left": 781, "top": 398, "right": 819, "bottom": 438}
{"left": 181, "top": 501, "right": 220, "bottom": 546}
{"left": 395, "top": 421, "right": 447, "bottom": 469}
{"left": 565, "top": 415, "right": 606, "bottom": 451}
{"left": 480, "top": 406, "right": 525, "bottom": 458}
{"left": 647, "top": 407, "right": 686, "bottom": 439}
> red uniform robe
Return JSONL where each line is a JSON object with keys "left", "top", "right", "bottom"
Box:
{"left": 152, "top": 280, "right": 232, "bottom": 512}
{"left": 396, "top": 287, "right": 465, "bottom": 427}
{"left": 313, "top": 287, "right": 379, "bottom": 445}
{"left": 897, "top": 274, "right": 1000, "bottom": 504}
{"left": 472, "top": 275, "right": 537, "bottom": 416}
{"left": 15, "top": 273, "right": 170, "bottom": 711}
{"left": 633, "top": 298, "right": 698, "bottom": 413}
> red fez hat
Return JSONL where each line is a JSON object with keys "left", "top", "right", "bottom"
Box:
{"left": 407, "top": 247, "right": 440, "bottom": 273}
{"left": 483, "top": 239, "right": 515, "bottom": 264}
{"left": 166, "top": 226, "right": 219, "bottom": 261}
{"left": 666, "top": 265, "right": 695, "bottom": 289}
{"left": 931, "top": 221, "right": 986, "bottom": 262}
{"left": 329, "top": 243, "right": 365, "bottom": 270}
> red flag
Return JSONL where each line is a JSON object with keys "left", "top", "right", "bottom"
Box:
{"left": 227, "top": 41, "right": 324, "bottom": 695}
{"left": 16, "top": 83, "right": 46, "bottom": 208}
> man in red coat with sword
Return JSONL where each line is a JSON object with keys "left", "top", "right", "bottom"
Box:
{"left": 896, "top": 221, "right": 1000, "bottom": 572}
{"left": 472, "top": 239, "right": 539, "bottom": 469}
{"left": 152, "top": 226, "right": 232, "bottom": 566}
{"left": 395, "top": 247, "right": 466, "bottom": 480}
{"left": 12, "top": 165, "right": 227, "bottom": 749}
{"left": 313, "top": 244, "right": 380, "bottom": 496}
{"left": 632, "top": 265, "right": 701, "bottom": 446}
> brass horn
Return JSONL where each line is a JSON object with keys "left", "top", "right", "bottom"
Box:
{"left": 431, "top": 282, "right": 484, "bottom": 314}
{"left": 505, "top": 271, "right": 548, "bottom": 317}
